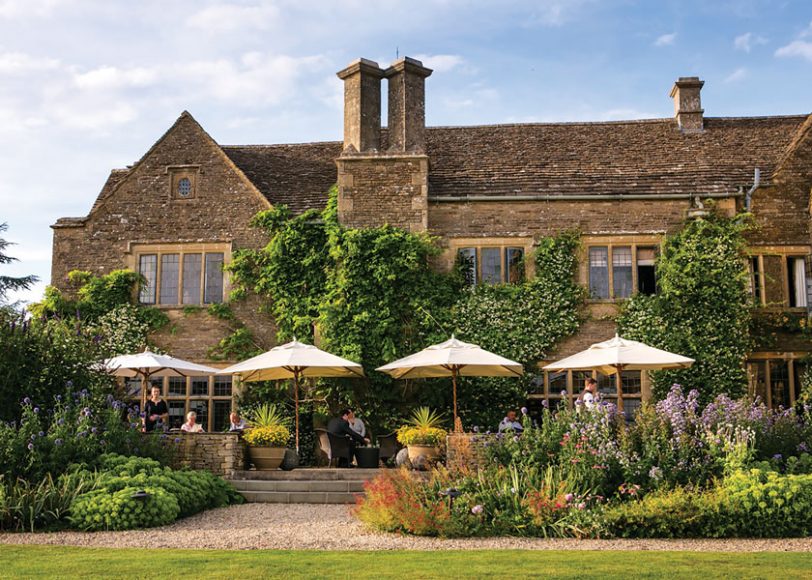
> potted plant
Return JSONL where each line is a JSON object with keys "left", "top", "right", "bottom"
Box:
{"left": 397, "top": 407, "right": 447, "bottom": 464}
{"left": 243, "top": 404, "right": 290, "bottom": 470}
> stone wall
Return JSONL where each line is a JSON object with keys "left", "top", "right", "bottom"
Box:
{"left": 336, "top": 155, "right": 428, "bottom": 232}
{"left": 172, "top": 432, "right": 247, "bottom": 477}
{"left": 446, "top": 433, "right": 497, "bottom": 472}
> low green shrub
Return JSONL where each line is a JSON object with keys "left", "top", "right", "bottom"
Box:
{"left": 69, "top": 485, "right": 179, "bottom": 531}
{"left": 0, "top": 470, "right": 98, "bottom": 532}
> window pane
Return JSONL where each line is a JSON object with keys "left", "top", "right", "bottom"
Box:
{"left": 748, "top": 361, "right": 767, "bottom": 403}
{"left": 481, "top": 248, "right": 502, "bottom": 284}
{"left": 457, "top": 248, "right": 477, "bottom": 285}
{"left": 189, "top": 400, "right": 209, "bottom": 430}
{"left": 213, "top": 401, "right": 231, "bottom": 433}
{"left": 596, "top": 372, "right": 616, "bottom": 398}
{"left": 125, "top": 379, "right": 141, "bottom": 400}
{"left": 191, "top": 377, "right": 209, "bottom": 396}
{"left": 168, "top": 401, "right": 186, "bottom": 429}
{"left": 204, "top": 253, "right": 225, "bottom": 304}
{"left": 621, "top": 370, "right": 642, "bottom": 395}
{"left": 770, "top": 361, "right": 791, "bottom": 408}
{"left": 572, "top": 371, "right": 592, "bottom": 397}
{"left": 637, "top": 247, "right": 657, "bottom": 296}
{"left": 182, "top": 253, "right": 202, "bottom": 305}
{"left": 160, "top": 254, "right": 180, "bottom": 304}
{"left": 623, "top": 399, "right": 642, "bottom": 420}
{"left": 213, "top": 375, "right": 232, "bottom": 397}
{"left": 750, "top": 257, "right": 762, "bottom": 304}
{"left": 589, "top": 247, "right": 609, "bottom": 299}
{"left": 612, "top": 247, "right": 633, "bottom": 299}
{"left": 505, "top": 247, "right": 525, "bottom": 284}
{"left": 788, "top": 257, "right": 807, "bottom": 308}
{"left": 168, "top": 377, "right": 186, "bottom": 396}
{"left": 547, "top": 371, "right": 568, "bottom": 397}
{"left": 139, "top": 255, "right": 157, "bottom": 304}
{"left": 762, "top": 255, "right": 783, "bottom": 306}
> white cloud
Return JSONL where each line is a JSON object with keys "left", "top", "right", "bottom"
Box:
{"left": 50, "top": 101, "right": 138, "bottom": 130}
{"left": 186, "top": 2, "right": 279, "bottom": 33}
{"left": 724, "top": 67, "right": 748, "bottom": 83}
{"left": 0, "top": 0, "right": 68, "bottom": 18}
{"left": 73, "top": 65, "right": 159, "bottom": 90}
{"left": 524, "top": 0, "right": 596, "bottom": 27}
{"left": 775, "top": 40, "right": 812, "bottom": 62}
{"left": 0, "top": 51, "right": 60, "bottom": 74}
{"left": 412, "top": 54, "right": 465, "bottom": 73}
{"left": 654, "top": 33, "right": 677, "bottom": 47}
{"left": 734, "top": 32, "right": 767, "bottom": 52}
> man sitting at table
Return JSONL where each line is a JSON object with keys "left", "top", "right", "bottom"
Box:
{"left": 498, "top": 409, "right": 524, "bottom": 433}
{"left": 327, "top": 408, "right": 369, "bottom": 467}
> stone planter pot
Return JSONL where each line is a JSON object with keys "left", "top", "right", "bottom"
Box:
{"left": 407, "top": 444, "right": 440, "bottom": 464}
{"left": 249, "top": 446, "right": 286, "bottom": 470}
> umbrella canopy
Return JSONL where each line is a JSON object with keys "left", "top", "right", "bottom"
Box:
{"left": 377, "top": 336, "right": 523, "bottom": 430}
{"left": 543, "top": 334, "right": 694, "bottom": 375}
{"left": 101, "top": 348, "right": 221, "bottom": 407}
{"left": 543, "top": 334, "right": 694, "bottom": 411}
{"left": 222, "top": 339, "right": 365, "bottom": 451}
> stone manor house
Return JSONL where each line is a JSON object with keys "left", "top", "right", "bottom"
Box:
{"left": 51, "top": 56, "right": 812, "bottom": 430}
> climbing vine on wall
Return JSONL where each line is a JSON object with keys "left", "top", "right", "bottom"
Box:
{"left": 229, "top": 187, "right": 585, "bottom": 431}
{"left": 617, "top": 212, "right": 753, "bottom": 402}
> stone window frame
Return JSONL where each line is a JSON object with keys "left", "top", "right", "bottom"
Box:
{"left": 747, "top": 246, "right": 811, "bottom": 310}
{"left": 168, "top": 165, "right": 200, "bottom": 201}
{"left": 129, "top": 374, "right": 235, "bottom": 432}
{"left": 746, "top": 353, "right": 807, "bottom": 408}
{"left": 580, "top": 235, "right": 662, "bottom": 303}
{"left": 448, "top": 237, "right": 535, "bottom": 286}
{"left": 530, "top": 367, "right": 649, "bottom": 418}
{"left": 127, "top": 242, "right": 231, "bottom": 308}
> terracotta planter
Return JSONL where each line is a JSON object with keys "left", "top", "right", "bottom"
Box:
{"left": 249, "top": 446, "right": 286, "bottom": 470}
{"left": 407, "top": 444, "right": 440, "bottom": 463}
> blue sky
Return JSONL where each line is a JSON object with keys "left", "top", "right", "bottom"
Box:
{"left": 2, "top": 0, "right": 812, "bottom": 304}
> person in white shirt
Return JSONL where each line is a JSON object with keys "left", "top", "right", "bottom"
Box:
{"left": 498, "top": 410, "right": 524, "bottom": 433}
{"left": 579, "top": 378, "right": 598, "bottom": 410}
{"left": 347, "top": 408, "right": 366, "bottom": 438}
{"left": 181, "top": 411, "right": 205, "bottom": 433}
{"left": 229, "top": 411, "right": 247, "bottom": 432}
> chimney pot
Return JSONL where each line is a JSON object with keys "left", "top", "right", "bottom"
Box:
{"left": 670, "top": 76, "right": 704, "bottom": 133}
{"left": 337, "top": 58, "right": 385, "bottom": 153}
{"left": 384, "top": 57, "right": 433, "bottom": 153}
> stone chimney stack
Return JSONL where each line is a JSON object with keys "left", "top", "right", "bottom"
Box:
{"left": 384, "top": 57, "right": 433, "bottom": 153}
{"left": 669, "top": 77, "right": 704, "bottom": 133}
{"left": 337, "top": 58, "right": 385, "bottom": 153}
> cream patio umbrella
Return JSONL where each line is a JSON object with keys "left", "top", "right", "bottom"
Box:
{"left": 376, "top": 336, "right": 524, "bottom": 431}
{"left": 222, "top": 339, "right": 365, "bottom": 451}
{"left": 543, "top": 334, "right": 694, "bottom": 411}
{"left": 101, "top": 348, "right": 222, "bottom": 409}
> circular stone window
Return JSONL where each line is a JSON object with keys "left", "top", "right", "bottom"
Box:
{"left": 177, "top": 177, "right": 192, "bottom": 198}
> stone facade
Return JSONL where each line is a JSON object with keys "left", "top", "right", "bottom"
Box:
{"left": 50, "top": 55, "right": 812, "bottom": 412}
{"left": 172, "top": 432, "right": 247, "bottom": 477}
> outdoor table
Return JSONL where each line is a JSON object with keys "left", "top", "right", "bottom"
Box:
{"left": 355, "top": 446, "right": 380, "bottom": 468}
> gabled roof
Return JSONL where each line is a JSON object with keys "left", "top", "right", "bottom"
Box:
{"left": 221, "top": 142, "right": 341, "bottom": 214}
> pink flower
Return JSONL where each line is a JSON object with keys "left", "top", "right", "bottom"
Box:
{"left": 564, "top": 493, "right": 574, "bottom": 502}
{"left": 471, "top": 505, "right": 484, "bottom": 515}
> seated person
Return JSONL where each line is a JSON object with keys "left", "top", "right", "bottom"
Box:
{"left": 181, "top": 411, "right": 205, "bottom": 433}
{"left": 498, "top": 409, "right": 524, "bottom": 433}
{"left": 327, "top": 408, "right": 369, "bottom": 467}
{"left": 347, "top": 408, "right": 366, "bottom": 438}
{"left": 229, "top": 411, "right": 248, "bottom": 432}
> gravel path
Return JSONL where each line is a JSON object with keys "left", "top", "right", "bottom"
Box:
{"left": 1, "top": 504, "right": 811, "bottom": 552}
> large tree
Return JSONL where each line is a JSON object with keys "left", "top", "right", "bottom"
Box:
{"left": 0, "top": 223, "right": 38, "bottom": 304}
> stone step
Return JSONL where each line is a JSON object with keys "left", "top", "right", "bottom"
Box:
{"left": 231, "top": 468, "right": 382, "bottom": 481}
{"left": 229, "top": 479, "right": 367, "bottom": 493}
{"left": 238, "top": 490, "right": 359, "bottom": 504}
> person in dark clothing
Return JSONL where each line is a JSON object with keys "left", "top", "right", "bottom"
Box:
{"left": 327, "top": 408, "right": 369, "bottom": 467}
{"left": 143, "top": 386, "right": 168, "bottom": 432}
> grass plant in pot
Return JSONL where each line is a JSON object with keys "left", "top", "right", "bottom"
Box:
{"left": 397, "top": 407, "right": 447, "bottom": 467}
{"left": 243, "top": 404, "right": 290, "bottom": 470}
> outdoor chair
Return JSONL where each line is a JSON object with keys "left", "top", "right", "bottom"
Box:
{"left": 377, "top": 432, "right": 402, "bottom": 465}
{"left": 315, "top": 428, "right": 353, "bottom": 467}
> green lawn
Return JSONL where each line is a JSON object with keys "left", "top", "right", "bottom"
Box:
{"left": 0, "top": 546, "right": 810, "bottom": 579}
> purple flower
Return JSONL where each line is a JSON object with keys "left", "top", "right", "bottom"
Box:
{"left": 773, "top": 453, "right": 783, "bottom": 460}
{"left": 65, "top": 380, "right": 73, "bottom": 388}
{"left": 57, "top": 418, "right": 64, "bottom": 426}
{"left": 471, "top": 505, "right": 484, "bottom": 514}
{"left": 38, "top": 431, "right": 44, "bottom": 437}
{"left": 54, "top": 438, "right": 63, "bottom": 446}
{"left": 27, "top": 443, "right": 34, "bottom": 451}
{"left": 542, "top": 400, "right": 549, "bottom": 409}
{"left": 23, "top": 397, "right": 31, "bottom": 405}
{"left": 33, "top": 407, "right": 40, "bottom": 414}
{"left": 56, "top": 395, "right": 62, "bottom": 401}
{"left": 560, "top": 390, "right": 567, "bottom": 398}
{"left": 82, "top": 407, "right": 91, "bottom": 416}
{"left": 91, "top": 427, "right": 97, "bottom": 434}
{"left": 174, "top": 437, "right": 181, "bottom": 443}
{"left": 520, "top": 407, "right": 528, "bottom": 415}
{"left": 799, "top": 442, "right": 809, "bottom": 453}
{"left": 564, "top": 493, "right": 574, "bottom": 502}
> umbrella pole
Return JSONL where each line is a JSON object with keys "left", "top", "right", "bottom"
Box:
{"left": 294, "top": 370, "right": 300, "bottom": 453}
{"left": 615, "top": 364, "right": 624, "bottom": 413}
{"left": 452, "top": 367, "right": 459, "bottom": 433}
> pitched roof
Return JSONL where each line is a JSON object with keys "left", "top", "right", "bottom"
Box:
{"left": 424, "top": 115, "right": 808, "bottom": 199}
{"left": 222, "top": 142, "right": 342, "bottom": 214}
